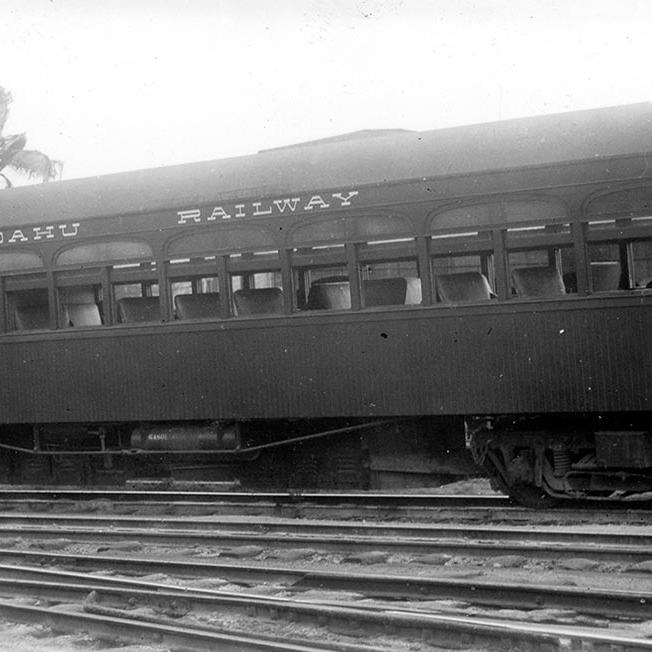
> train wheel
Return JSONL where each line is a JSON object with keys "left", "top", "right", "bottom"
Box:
{"left": 506, "top": 484, "right": 559, "bottom": 509}
{"left": 479, "top": 451, "right": 559, "bottom": 509}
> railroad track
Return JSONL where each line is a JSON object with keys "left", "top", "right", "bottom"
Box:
{"left": 3, "top": 487, "right": 652, "bottom": 531}
{"left": 0, "top": 492, "right": 650, "bottom": 649}
{"left": 0, "top": 512, "right": 650, "bottom": 562}
{"left": 0, "top": 547, "right": 649, "bottom": 619}
{"left": 0, "top": 561, "right": 652, "bottom": 651}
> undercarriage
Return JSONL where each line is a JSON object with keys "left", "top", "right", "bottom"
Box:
{"left": 0, "top": 417, "right": 477, "bottom": 490}
{"left": 466, "top": 415, "right": 652, "bottom": 507}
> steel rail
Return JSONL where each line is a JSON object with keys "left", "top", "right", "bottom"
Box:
{"left": 0, "top": 548, "right": 648, "bottom": 619}
{"left": 0, "top": 599, "right": 368, "bottom": 652}
{"left": 0, "top": 521, "right": 648, "bottom": 563}
{"left": 1, "top": 511, "right": 650, "bottom": 546}
{"left": 4, "top": 497, "right": 652, "bottom": 525}
{"left": 0, "top": 570, "right": 650, "bottom": 651}
{"left": 0, "top": 487, "right": 508, "bottom": 507}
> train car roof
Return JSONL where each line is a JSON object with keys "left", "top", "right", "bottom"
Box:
{"left": 2, "top": 102, "right": 652, "bottom": 226}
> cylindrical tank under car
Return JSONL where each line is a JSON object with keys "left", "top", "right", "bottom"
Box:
{"left": 130, "top": 423, "right": 240, "bottom": 451}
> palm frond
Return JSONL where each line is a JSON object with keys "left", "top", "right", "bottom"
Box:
{"left": 0, "top": 133, "right": 27, "bottom": 169}
{"left": 0, "top": 86, "right": 12, "bottom": 136}
{"left": 8, "top": 149, "right": 62, "bottom": 182}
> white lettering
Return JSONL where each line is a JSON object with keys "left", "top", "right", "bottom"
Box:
{"left": 0, "top": 232, "right": 4, "bottom": 245}
{"left": 208, "top": 206, "right": 231, "bottom": 221}
{"left": 177, "top": 209, "right": 202, "bottom": 225}
{"left": 332, "top": 190, "right": 359, "bottom": 206}
{"left": 303, "top": 195, "right": 330, "bottom": 211}
{"left": 273, "top": 197, "right": 300, "bottom": 213}
{"left": 252, "top": 202, "right": 273, "bottom": 216}
{"left": 8, "top": 229, "right": 28, "bottom": 243}
{"left": 32, "top": 225, "right": 56, "bottom": 240}
{"left": 59, "top": 223, "right": 80, "bottom": 238}
{"left": 175, "top": 189, "right": 362, "bottom": 229}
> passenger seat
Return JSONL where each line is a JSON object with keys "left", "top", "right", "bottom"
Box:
{"left": 174, "top": 293, "right": 221, "bottom": 319}
{"left": 362, "top": 277, "right": 407, "bottom": 306}
{"left": 14, "top": 304, "right": 59, "bottom": 330}
{"left": 511, "top": 266, "right": 566, "bottom": 298}
{"left": 436, "top": 272, "right": 493, "bottom": 303}
{"left": 233, "top": 288, "right": 284, "bottom": 315}
{"left": 306, "top": 281, "right": 351, "bottom": 310}
{"left": 590, "top": 261, "right": 621, "bottom": 292}
{"left": 66, "top": 303, "right": 102, "bottom": 327}
{"left": 117, "top": 297, "right": 161, "bottom": 323}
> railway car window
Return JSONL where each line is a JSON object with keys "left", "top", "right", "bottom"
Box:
{"left": 632, "top": 240, "right": 652, "bottom": 287}
{"left": 356, "top": 238, "right": 422, "bottom": 307}
{"left": 170, "top": 276, "right": 220, "bottom": 297}
{"left": 432, "top": 254, "right": 494, "bottom": 303}
{"left": 291, "top": 243, "right": 349, "bottom": 311}
{"left": 59, "top": 286, "right": 103, "bottom": 327}
{"left": 114, "top": 282, "right": 159, "bottom": 301}
{"left": 506, "top": 223, "right": 574, "bottom": 297}
{"left": 304, "top": 274, "right": 351, "bottom": 310}
{"left": 295, "top": 262, "right": 350, "bottom": 309}
{"left": 114, "top": 280, "right": 160, "bottom": 323}
{"left": 223, "top": 249, "right": 284, "bottom": 317}
{"left": 230, "top": 270, "right": 283, "bottom": 316}
{"left": 359, "top": 261, "right": 421, "bottom": 306}
{"left": 6, "top": 286, "right": 50, "bottom": 331}
{"left": 290, "top": 216, "right": 415, "bottom": 312}
{"left": 509, "top": 249, "right": 570, "bottom": 297}
{"left": 585, "top": 215, "right": 652, "bottom": 290}
{"left": 111, "top": 259, "right": 160, "bottom": 323}
{"left": 166, "top": 255, "right": 222, "bottom": 319}
{"left": 586, "top": 244, "right": 623, "bottom": 291}
{"left": 169, "top": 268, "right": 221, "bottom": 320}
{"left": 55, "top": 241, "right": 159, "bottom": 327}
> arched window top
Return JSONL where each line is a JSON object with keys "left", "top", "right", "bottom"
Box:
{"left": 57, "top": 241, "right": 153, "bottom": 266}
{"left": 0, "top": 251, "right": 43, "bottom": 272}
{"left": 167, "top": 226, "right": 277, "bottom": 257}
{"left": 290, "top": 214, "right": 412, "bottom": 245}
{"left": 585, "top": 184, "right": 652, "bottom": 218}
{"left": 430, "top": 198, "right": 568, "bottom": 231}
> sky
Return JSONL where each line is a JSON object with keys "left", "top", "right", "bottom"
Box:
{"left": 1, "top": 0, "right": 651, "bottom": 181}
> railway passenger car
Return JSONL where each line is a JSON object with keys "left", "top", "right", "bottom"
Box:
{"left": 0, "top": 103, "right": 650, "bottom": 505}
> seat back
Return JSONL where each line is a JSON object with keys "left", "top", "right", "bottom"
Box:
{"left": 14, "top": 304, "right": 56, "bottom": 331}
{"left": 590, "top": 261, "right": 621, "bottom": 291}
{"left": 67, "top": 303, "right": 102, "bottom": 327}
{"left": 511, "top": 266, "right": 566, "bottom": 298}
{"left": 117, "top": 297, "right": 160, "bottom": 323}
{"left": 404, "top": 277, "right": 423, "bottom": 304}
{"left": 58, "top": 287, "right": 102, "bottom": 327}
{"left": 175, "top": 293, "right": 221, "bottom": 319}
{"left": 306, "top": 281, "right": 351, "bottom": 310}
{"left": 362, "top": 277, "right": 407, "bottom": 306}
{"left": 233, "top": 288, "right": 283, "bottom": 316}
{"left": 437, "top": 272, "right": 492, "bottom": 303}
